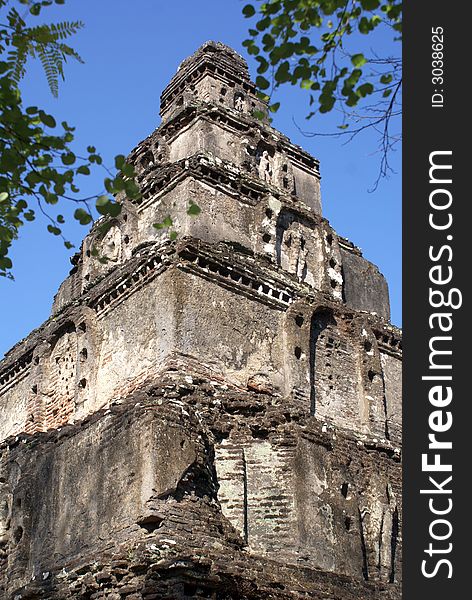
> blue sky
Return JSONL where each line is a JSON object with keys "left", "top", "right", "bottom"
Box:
{"left": 0, "top": 0, "right": 401, "bottom": 358}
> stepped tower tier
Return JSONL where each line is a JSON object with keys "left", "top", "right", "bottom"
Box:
{"left": 0, "top": 42, "right": 401, "bottom": 599}
{"left": 51, "top": 41, "right": 390, "bottom": 320}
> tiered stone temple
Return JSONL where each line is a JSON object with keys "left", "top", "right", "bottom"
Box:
{"left": 0, "top": 42, "right": 401, "bottom": 599}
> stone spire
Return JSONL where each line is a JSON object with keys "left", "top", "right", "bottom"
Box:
{"left": 160, "top": 41, "right": 260, "bottom": 122}
{"left": 0, "top": 43, "right": 401, "bottom": 600}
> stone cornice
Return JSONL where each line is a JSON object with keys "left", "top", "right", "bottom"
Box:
{"left": 133, "top": 104, "right": 320, "bottom": 179}
{"left": 373, "top": 324, "right": 403, "bottom": 358}
{"left": 161, "top": 104, "right": 320, "bottom": 176}
{"left": 0, "top": 349, "right": 33, "bottom": 394}
{"left": 135, "top": 152, "right": 322, "bottom": 218}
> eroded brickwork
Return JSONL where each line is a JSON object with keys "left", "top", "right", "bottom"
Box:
{"left": 0, "top": 42, "right": 401, "bottom": 599}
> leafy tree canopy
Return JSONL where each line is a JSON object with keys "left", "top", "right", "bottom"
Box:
{"left": 242, "top": 0, "right": 402, "bottom": 184}
{"left": 0, "top": 0, "right": 141, "bottom": 278}
{"left": 1, "top": 0, "right": 400, "bottom": 279}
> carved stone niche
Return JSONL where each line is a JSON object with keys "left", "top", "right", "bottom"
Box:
{"left": 252, "top": 142, "right": 297, "bottom": 198}
{"left": 233, "top": 91, "right": 246, "bottom": 113}
{"left": 255, "top": 142, "right": 275, "bottom": 185}
{"left": 101, "top": 224, "right": 122, "bottom": 263}
{"left": 275, "top": 210, "right": 320, "bottom": 287}
{"left": 135, "top": 147, "right": 155, "bottom": 174}
{"left": 132, "top": 135, "right": 169, "bottom": 176}
{"left": 274, "top": 152, "right": 296, "bottom": 195}
{"left": 43, "top": 322, "right": 79, "bottom": 431}
{"left": 240, "top": 136, "right": 259, "bottom": 177}
{"left": 359, "top": 476, "right": 400, "bottom": 583}
{"left": 81, "top": 223, "right": 123, "bottom": 287}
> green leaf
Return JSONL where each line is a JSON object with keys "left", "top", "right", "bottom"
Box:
{"left": 252, "top": 109, "right": 265, "bottom": 121}
{"left": 112, "top": 175, "right": 126, "bottom": 192}
{"left": 114, "top": 154, "right": 126, "bottom": 170}
{"left": 187, "top": 202, "right": 201, "bottom": 216}
{"left": 358, "top": 17, "right": 373, "bottom": 34}
{"left": 104, "top": 178, "right": 114, "bottom": 194}
{"left": 64, "top": 241, "right": 74, "bottom": 249}
{"left": 30, "top": 3, "right": 41, "bottom": 16}
{"left": 343, "top": 69, "right": 362, "bottom": 92}
{"left": 61, "top": 152, "right": 76, "bottom": 165}
{"left": 351, "top": 53, "right": 367, "bottom": 67}
{"left": 242, "top": 4, "right": 256, "bottom": 18}
{"left": 39, "top": 111, "right": 56, "bottom": 128}
{"left": 96, "top": 195, "right": 110, "bottom": 213}
{"left": 97, "top": 221, "right": 114, "bottom": 236}
{"left": 319, "top": 93, "right": 336, "bottom": 113}
{"left": 262, "top": 33, "right": 275, "bottom": 51}
{"left": 45, "top": 193, "right": 58, "bottom": 205}
{"left": 357, "top": 82, "right": 374, "bottom": 97}
{"left": 346, "top": 93, "right": 359, "bottom": 107}
{"left": 95, "top": 195, "right": 121, "bottom": 217}
{"left": 89, "top": 154, "right": 103, "bottom": 165}
{"left": 121, "top": 163, "right": 135, "bottom": 177}
{"left": 256, "top": 90, "right": 270, "bottom": 102}
{"left": 77, "top": 165, "right": 90, "bottom": 175}
{"left": 169, "top": 231, "right": 178, "bottom": 241}
{"left": 0, "top": 257, "right": 13, "bottom": 270}
{"left": 256, "top": 75, "right": 270, "bottom": 90}
{"left": 74, "top": 208, "right": 93, "bottom": 225}
{"left": 275, "top": 61, "right": 291, "bottom": 83}
{"left": 293, "top": 64, "right": 312, "bottom": 80}
{"left": 107, "top": 202, "right": 122, "bottom": 217}
{"left": 124, "top": 180, "right": 140, "bottom": 200}
{"left": 256, "top": 16, "right": 271, "bottom": 31}
{"left": 256, "top": 56, "right": 269, "bottom": 74}
{"left": 0, "top": 192, "right": 8, "bottom": 202}
{"left": 153, "top": 215, "right": 173, "bottom": 230}
{"left": 47, "top": 225, "right": 61, "bottom": 236}
{"left": 263, "top": 1, "right": 281, "bottom": 15}
{"left": 269, "top": 102, "right": 280, "bottom": 113}
{"left": 360, "top": 0, "right": 380, "bottom": 9}
{"left": 380, "top": 73, "right": 393, "bottom": 84}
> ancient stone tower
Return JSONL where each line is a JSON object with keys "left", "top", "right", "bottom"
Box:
{"left": 0, "top": 43, "right": 402, "bottom": 599}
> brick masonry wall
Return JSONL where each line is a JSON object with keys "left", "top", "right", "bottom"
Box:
{"left": 0, "top": 379, "right": 401, "bottom": 599}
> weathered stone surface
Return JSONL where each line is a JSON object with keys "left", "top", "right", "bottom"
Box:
{"left": 0, "top": 237, "right": 401, "bottom": 443}
{"left": 340, "top": 244, "right": 391, "bottom": 320}
{"left": 0, "top": 41, "right": 401, "bottom": 599}
{"left": 0, "top": 380, "right": 401, "bottom": 599}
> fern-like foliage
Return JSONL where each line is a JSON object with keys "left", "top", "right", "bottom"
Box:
{"left": 3, "top": 5, "right": 83, "bottom": 96}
